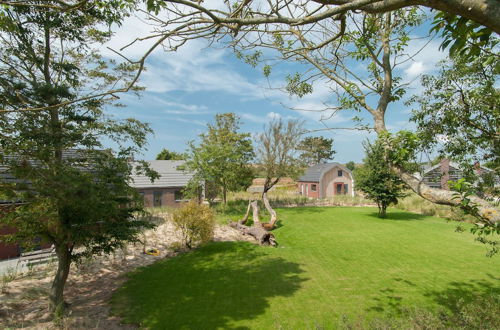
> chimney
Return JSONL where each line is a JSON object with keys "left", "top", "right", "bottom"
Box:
{"left": 474, "top": 161, "right": 481, "bottom": 175}
{"left": 440, "top": 158, "right": 450, "bottom": 190}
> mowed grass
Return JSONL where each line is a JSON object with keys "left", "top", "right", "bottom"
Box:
{"left": 111, "top": 207, "right": 500, "bottom": 329}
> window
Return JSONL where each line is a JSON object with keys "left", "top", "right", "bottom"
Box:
{"left": 336, "top": 183, "right": 342, "bottom": 194}
{"left": 338, "top": 170, "right": 343, "bottom": 177}
{"left": 153, "top": 191, "right": 162, "bottom": 207}
{"left": 174, "top": 190, "right": 184, "bottom": 202}
{"left": 311, "top": 184, "right": 317, "bottom": 192}
{"left": 344, "top": 184, "right": 348, "bottom": 194}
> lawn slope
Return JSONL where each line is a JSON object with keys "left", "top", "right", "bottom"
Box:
{"left": 111, "top": 207, "right": 500, "bottom": 329}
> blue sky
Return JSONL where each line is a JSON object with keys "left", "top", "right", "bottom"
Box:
{"left": 102, "top": 12, "right": 447, "bottom": 163}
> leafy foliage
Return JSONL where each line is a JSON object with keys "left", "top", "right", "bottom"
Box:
{"left": 156, "top": 148, "right": 186, "bottom": 160}
{"left": 172, "top": 201, "right": 215, "bottom": 249}
{"left": 298, "top": 136, "right": 335, "bottom": 165}
{"left": 255, "top": 118, "right": 304, "bottom": 193}
{"left": 449, "top": 179, "right": 499, "bottom": 257}
{"left": 0, "top": 2, "right": 153, "bottom": 313}
{"left": 431, "top": 12, "right": 497, "bottom": 60}
{"left": 186, "top": 113, "right": 254, "bottom": 204}
{"left": 355, "top": 139, "right": 407, "bottom": 217}
{"left": 409, "top": 39, "right": 499, "bottom": 195}
{"left": 345, "top": 161, "right": 356, "bottom": 171}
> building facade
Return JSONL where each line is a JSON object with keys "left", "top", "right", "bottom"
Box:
{"left": 298, "top": 163, "right": 355, "bottom": 198}
{"left": 131, "top": 160, "right": 195, "bottom": 208}
{"left": 421, "top": 158, "right": 496, "bottom": 190}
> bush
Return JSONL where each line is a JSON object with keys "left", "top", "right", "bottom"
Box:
{"left": 172, "top": 202, "right": 215, "bottom": 249}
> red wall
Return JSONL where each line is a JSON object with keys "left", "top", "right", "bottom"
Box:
{"left": 0, "top": 204, "right": 21, "bottom": 260}
{"left": 138, "top": 187, "right": 187, "bottom": 208}
{"left": 297, "top": 182, "right": 320, "bottom": 198}
{"left": 0, "top": 204, "right": 52, "bottom": 260}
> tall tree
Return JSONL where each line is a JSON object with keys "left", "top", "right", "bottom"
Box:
{"left": 156, "top": 148, "right": 185, "bottom": 160}
{"left": 355, "top": 139, "right": 407, "bottom": 218}
{"left": 0, "top": 3, "right": 155, "bottom": 314}
{"left": 256, "top": 118, "right": 304, "bottom": 227}
{"left": 186, "top": 113, "right": 254, "bottom": 204}
{"left": 298, "top": 136, "right": 336, "bottom": 165}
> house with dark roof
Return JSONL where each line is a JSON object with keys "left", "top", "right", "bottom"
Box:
{"left": 130, "top": 160, "right": 195, "bottom": 207}
{"left": 421, "top": 158, "right": 497, "bottom": 190}
{"left": 297, "top": 163, "right": 355, "bottom": 198}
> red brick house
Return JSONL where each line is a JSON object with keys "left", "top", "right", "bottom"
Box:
{"left": 0, "top": 203, "right": 22, "bottom": 260}
{"left": 131, "top": 160, "right": 195, "bottom": 208}
{"left": 421, "top": 158, "right": 497, "bottom": 190}
{"left": 298, "top": 163, "right": 355, "bottom": 198}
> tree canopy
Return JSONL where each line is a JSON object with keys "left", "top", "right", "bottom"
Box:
{"left": 186, "top": 113, "right": 254, "bottom": 204}
{"left": 156, "top": 148, "right": 186, "bottom": 160}
{"left": 298, "top": 136, "right": 336, "bottom": 165}
{"left": 0, "top": 3, "right": 155, "bottom": 314}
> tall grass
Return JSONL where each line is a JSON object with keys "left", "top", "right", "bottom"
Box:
{"left": 394, "top": 192, "right": 474, "bottom": 222}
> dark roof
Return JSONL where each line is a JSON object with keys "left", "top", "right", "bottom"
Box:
{"left": 0, "top": 149, "right": 96, "bottom": 185}
{"left": 298, "top": 163, "right": 351, "bottom": 182}
{"left": 422, "top": 161, "right": 494, "bottom": 174}
{"left": 130, "top": 160, "right": 194, "bottom": 189}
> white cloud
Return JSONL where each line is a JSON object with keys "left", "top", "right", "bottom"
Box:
{"left": 404, "top": 61, "right": 425, "bottom": 78}
{"left": 266, "top": 112, "right": 281, "bottom": 120}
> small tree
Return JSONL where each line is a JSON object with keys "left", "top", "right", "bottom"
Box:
{"left": 355, "top": 140, "right": 407, "bottom": 218}
{"left": 256, "top": 118, "right": 304, "bottom": 227}
{"left": 186, "top": 113, "right": 254, "bottom": 204}
{"left": 345, "top": 161, "right": 356, "bottom": 171}
{"left": 156, "top": 148, "right": 186, "bottom": 160}
{"left": 298, "top": 136, "right": 336, "bottom": 165}
{"left": 172, "top": 201, "right": 215, "bottom": 249}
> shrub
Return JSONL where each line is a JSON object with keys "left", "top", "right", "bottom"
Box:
{"left": 172, "top": 201, "right": 215, "bottom": 249}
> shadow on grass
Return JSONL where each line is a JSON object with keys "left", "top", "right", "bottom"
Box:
{"left": 366, "top": 274, "right": 500, "bottom": 316}
{"left": 367, "top": 211, "right": 427, "bottom": 221}
{"left": 424, "top": 273, "right": 500, "bottom": 313}
{"left": 111, "top": 241, "right": 307, "bottom": 330}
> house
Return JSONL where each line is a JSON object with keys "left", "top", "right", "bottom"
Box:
{"left": 421, "top": 158, "right": 497, "bottom": 190}
{"left": 297, "top": 163, "right": 355, "bottom": 198}
{"left": 130, "top": 160, "right": 194, "bottom": 207}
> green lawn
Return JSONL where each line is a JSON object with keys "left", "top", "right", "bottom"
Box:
{"left": 111, "top": 207, "right": 500, "bottom": 329}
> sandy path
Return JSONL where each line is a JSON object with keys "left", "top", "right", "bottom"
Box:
{"left": 0, "top": 220, "right": 253, "bottom": 329}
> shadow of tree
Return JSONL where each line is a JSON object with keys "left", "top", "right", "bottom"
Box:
{"left": 111, "top": 241, "right": 306, "bottom": 329}
{"left": 423, "top": 273, "right": 500, "bottom": 313}
{"left": 366, "top": 286, "right": 404, "bottom": 315}
{"left": 367, "top": 211, "right": 427, "bottom": 221}
{"left": 365, "top": 274, "right": 500, "bottom": 316}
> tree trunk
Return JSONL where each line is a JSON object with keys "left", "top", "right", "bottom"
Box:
{"left": 391, "top": 165, "right": 500, "bottom": 225}
{"left": 238, "top": 200, "right": 252, "bottom": 225}
{"left": 223, "top": 186, "right": 227, "bottom": 205}
{"left": 262, "top": 191, "right": 277, "bottom": 229}
{"left": 49, "top": 244, "right": 72, "bottom": 314}
{"left": 229, "top": 201, "right": 277, "bottom": 246}
{"left": 379, "top": 203, "right": 387, "bottom": 218}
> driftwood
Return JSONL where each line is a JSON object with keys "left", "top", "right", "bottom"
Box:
{"left": 229, "top": 200, "right": 277, "bottom": 246}
{"left": 261, "top": 191, "right": 278, "bottom": 230}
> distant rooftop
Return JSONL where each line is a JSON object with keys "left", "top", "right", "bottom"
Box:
{"left": 298, "top": 163, "right": 351, "bottom": 182}
{"left": 130, "top": 160, "right": 194, "bottom": 189}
